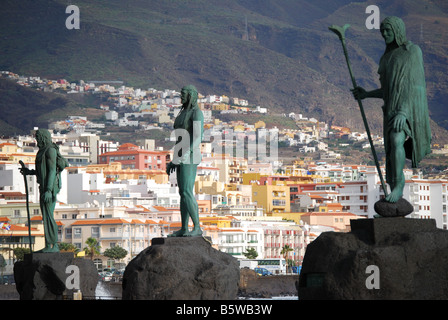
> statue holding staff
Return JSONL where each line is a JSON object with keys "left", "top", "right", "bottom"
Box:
{"left": 352, "top": 16, "right": 431, "bottom": 204}
{"left": 19, "top": 129, "right": 69, "bottom": 252}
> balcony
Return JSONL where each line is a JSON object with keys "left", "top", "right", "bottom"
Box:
{"left": 99, "top": 231, "right": 130, "bottom": 240}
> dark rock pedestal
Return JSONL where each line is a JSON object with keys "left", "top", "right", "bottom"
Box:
{"left": 14, "top": 252, "right": 98, "bottom": 300}
{"left": 374, "top": 198, "right": 414, "bottom": 217}
{"left": 298, "top": 218, "right": 448, "bottom": 300}
{"left": 122, "top": 236, "right": 240, "bottom": 300}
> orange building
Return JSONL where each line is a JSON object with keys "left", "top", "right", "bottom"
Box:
{"left": 300, "top": 211, "right": 364, "bottom": 232}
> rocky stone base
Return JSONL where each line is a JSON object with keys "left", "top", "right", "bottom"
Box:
{"left": 122, "top": 236, "right": 240, "bottom": 300}
{"left": 298, "top": 218, "right": 448, "bottom": 300}
{"left": 374, "top": 198, "right": 413, "bottom": 217}
{"left": 14, "top": 252, "right": 98, "bottom": 300}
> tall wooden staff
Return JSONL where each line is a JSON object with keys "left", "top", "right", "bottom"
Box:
{"left": 329, "top": 24, "right": 388, "bottom": 197}
{"left": 19, "top": 160, "right": 33, "bottom": 253}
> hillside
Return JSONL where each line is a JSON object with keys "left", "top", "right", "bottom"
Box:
{"left": 0, "top": 0, "right": 448, "bottom": 143}
{"left": 0, "top": 78, "right": 104, "bottom": 136}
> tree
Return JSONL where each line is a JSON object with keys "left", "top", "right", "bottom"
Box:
{"left": 84, "top": 237, "right": 101, "bottom": 260}
{"left": 243, "top": 247, "right": 258, "bottom": 260}
{"left": 13, "top": 247, "right": 31, "bottom": 261}
{"left": 103, "top": 246, "right": 128, "bottom": 266}
{"left": 281, "top": 245, "right": 294, "bottom": 273}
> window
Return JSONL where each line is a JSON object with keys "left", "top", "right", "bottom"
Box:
{"left": 272, "top": 200, "right": 286, "bottom": 206}
{"left": 93, "top": 259, "right": 103, "bottom": 271}
{"left": 33, "top": 209, "right": 39, "bottom": 215}
{"left": 91, "top": 227, "right": 99, "bottom": 238}
{"left": 65, "top": 228, "right": 72, "bottom": 239}
{"left": 74, "top": 228, "right": 82, "bottom": 239}
{"left": 13, "top": 210, "right": 20, "bottom": 217}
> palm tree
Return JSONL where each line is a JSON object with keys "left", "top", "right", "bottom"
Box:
{"left": 84, "top": 237, "right": 101, "bottom": 260}
{"left": 280, "top": 245, "right": 294, "bottom": 273}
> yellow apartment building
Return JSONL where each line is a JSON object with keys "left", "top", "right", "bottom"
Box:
{"left": 252, "top": 184, "right": 290, "bottom": 214}
{"left": 0, "top": 142, "right": 36, "bottom": 163}
{"left": 195, "top": 174, "right": 253, "bottom": 209}
{"left": 195, "top": 174, "right": 226, "bottom": 195}
{"left": 211, "top": 154, "right": 248, "bottom": 185}
{"left": 200, "top": 216, "right": 233, "bottom": 228}
{"left": 211, "top": 103, "right": 229, "bottom": 111}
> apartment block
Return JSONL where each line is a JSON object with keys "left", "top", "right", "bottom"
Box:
{"left": 252, "top": 184, "right": 290, "bottom": 214}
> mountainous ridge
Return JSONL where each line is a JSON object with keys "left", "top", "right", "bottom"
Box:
{"left": 1, "top": 0, "right": 448, "bottom": 143}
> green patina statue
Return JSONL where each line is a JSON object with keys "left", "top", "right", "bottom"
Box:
{"left": 352, "top": 16, "right": 431, "bottom": 203}
{"left": 166, "top": 85, "right": 204, "bottom": 237}
{"left": 20, "top": 129, "right": 68, "bottom": 252}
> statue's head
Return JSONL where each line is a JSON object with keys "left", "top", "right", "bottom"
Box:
{"left": 380, "top": 16, "right": 407, "bottom": 47}
{"left": 181, "top": 85, "right": 198, "bottom": 109}
{"left": 35, "top": 129, "right": 52, "bottom": 148}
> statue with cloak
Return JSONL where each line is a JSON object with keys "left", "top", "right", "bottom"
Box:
{"left": 353, "top": 16, "right": 431, "bottom": 204}
{"left": 20, "top": 129, "right": 68, "bottom": 252}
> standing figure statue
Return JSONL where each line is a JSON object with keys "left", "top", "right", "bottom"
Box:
{"left": 352, "top": 16, "right": 431, "bottom": 203}
{"left": 166, "top": 85, "right": 204, "bottom": 237}
{"left": 20, "top": 129, "right": 68, "bottom": 252}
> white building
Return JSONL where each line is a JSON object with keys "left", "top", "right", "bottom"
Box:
{"left": 405, "top": 178, "right": 448, "bottom": 229}
{"left": 105, "top": 110, "right": 118, "bottom": 121}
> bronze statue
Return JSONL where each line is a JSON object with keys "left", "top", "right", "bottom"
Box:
{"left": 20, "top": 129, "right": 68, "bottom": 252}
{"left": 352, "top": 16, "right": 431, "bottom": 204}
{"left": 166, "top": 85, "right": 204, "bottom": 236}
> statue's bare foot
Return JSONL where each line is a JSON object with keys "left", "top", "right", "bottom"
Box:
{"left": 385, "top": 188, "right": 403, "bottom": 203}
{"left": 183, "top": 228, "right": 203, "bottom": 237}
{"left": 168, "top": 229, "right": 186, "bottom": 237}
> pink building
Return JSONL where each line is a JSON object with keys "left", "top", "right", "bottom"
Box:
{"left": 99, "top": 143, "right": 170, "bottom": 171}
